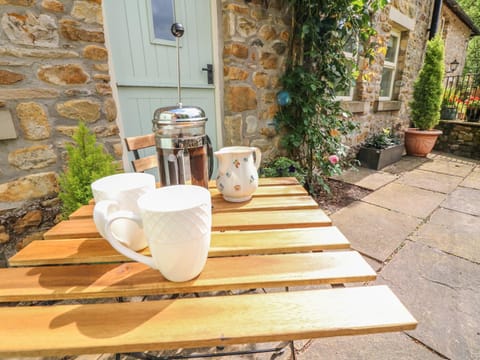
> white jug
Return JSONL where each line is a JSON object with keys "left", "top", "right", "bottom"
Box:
{"left": 214, "top": 146, "right": 261, "bottom": 202}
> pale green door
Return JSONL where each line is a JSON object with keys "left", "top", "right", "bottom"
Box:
{"left": 103, "top": 0, "right": 218, "bottom": 167}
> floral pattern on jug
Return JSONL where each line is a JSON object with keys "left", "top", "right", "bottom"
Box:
{"left": 214, "top": 146, "right": 261, "bottom": 202}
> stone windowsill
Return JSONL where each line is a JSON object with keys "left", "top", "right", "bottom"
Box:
{"left": 374, "top": 100, "right": 402, "bottom": 112}
{"left": 340, "top": 101, "right": 369, "bottom": 114}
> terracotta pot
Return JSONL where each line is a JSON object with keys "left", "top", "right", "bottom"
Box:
{"left": 404, "top": 128, "right": 442, "bottom": 157}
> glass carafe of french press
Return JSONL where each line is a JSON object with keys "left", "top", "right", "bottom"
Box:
{"left": 152, "top": 105, "right": 213, "bottom": 188}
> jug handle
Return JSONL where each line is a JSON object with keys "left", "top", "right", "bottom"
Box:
{"left": 253, "top": 147, "right": 262, "bottom": 169}
{"left": 103, "top": 210, "right": 157, "bottom": 270}
{"left": 207, "top": 135, "right": 214, "bottom": 179}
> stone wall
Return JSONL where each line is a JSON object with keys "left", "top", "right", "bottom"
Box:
{"left": 221, "top": 0, "right": 290, "bottom": 160}
{"left": 435, "top": 120, "right": 480, "bottom": 159}
{"left": 0, "top": 0, "right": 120, "bottom": 262}
{"left": 442, "top": 5, "right": 471, "bottom": 75}
{"left": 219, "top": 0, "right": 438, "bottom": 154}
{"left": 338, "top": 0, "right": 433, "bottom": 148}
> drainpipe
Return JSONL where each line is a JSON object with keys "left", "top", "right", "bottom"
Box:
{"left": 429, "top": 0, "right": 443, "bottom": 39}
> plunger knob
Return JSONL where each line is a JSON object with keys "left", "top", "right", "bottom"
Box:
{"left": 171, "top": 23, "right": 185, "bottom": 38}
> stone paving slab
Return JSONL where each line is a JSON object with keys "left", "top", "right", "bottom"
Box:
{"left": 362, "top": 182, "right": 446, "bottom": 219}
{"left": 441, "top": 187, "right": 480, "bottom": 216}
{"left": 296, "top": 332, "right": 444, "bottom": 360}
{"left": 410, "top": 208, "right": 480, "bottom": 263}
{"left": 377, "top": 241, "right": 480, "bottom": 360}
{"left": 332, "top": 167, "right": 398, "bottom": 190}
{"left": 331, "top": 201, "right": 421, "bottom": 262}
{"left": 397, "top": 169, "right": 464, "bottom": 194}
{"left": 382, "top": 155, "right": 427, "bottom": 175}
{"left": 461, "top": 166, "right": 480, "bottom": 190}
{"left": 418, "top": 158, "right": 475, "bottom": 177}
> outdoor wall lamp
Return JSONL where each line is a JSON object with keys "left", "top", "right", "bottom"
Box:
{"left": 446, "top": 59, "right": 460, "bottom": 73}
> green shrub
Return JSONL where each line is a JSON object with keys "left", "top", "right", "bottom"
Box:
{"left": 59, "top": 122, "right": 117, "bottom": 218}
{"left": 410, "top": 35, "right": 445, "bottom": 130}
{"left": 260, "top": 157, "right": 306, "bottom": 185}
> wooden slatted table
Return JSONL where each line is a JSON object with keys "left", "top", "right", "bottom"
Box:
{"left": 0, "top": 177, "right": 417, "bottom": 358}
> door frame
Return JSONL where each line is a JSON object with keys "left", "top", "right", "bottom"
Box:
{"left": 102, "top": 0, "right": 224, "bottom": 170}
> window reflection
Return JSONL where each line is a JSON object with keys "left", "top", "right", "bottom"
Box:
{"left": 151, "top": 0, "right": 175, "bottom": 41}
{"left": 385, "top": 35, "right": 398, "bottom": 63}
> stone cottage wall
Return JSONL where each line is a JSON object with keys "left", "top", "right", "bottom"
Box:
{"left": 221, "top": 0, "right": 290, "bottom": 160}
{"left": 346, "top": 0, "right": 434, "bottom": 148}
{"left": 442, "top": 5, "right": 472, "bottom": 75}
{"left": 0, "top": 0, "right": 120, "bottom": 263}
{"left": 220, "top": 0, "right": 436, "bottom": 154}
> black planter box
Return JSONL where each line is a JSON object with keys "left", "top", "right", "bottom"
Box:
{"left": 357, "top": 144, "right": 404, "bottom": 170}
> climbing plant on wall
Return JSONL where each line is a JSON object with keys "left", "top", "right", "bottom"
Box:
{"left": 274, "top": 0, "right": 387, "bottom": 193}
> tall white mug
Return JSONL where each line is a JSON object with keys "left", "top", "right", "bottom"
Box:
{"left": 91, "top": 173, "right": 156, "bottom": 251}
{"left": 104, "top": 185, "right": 212, "bottom": 282}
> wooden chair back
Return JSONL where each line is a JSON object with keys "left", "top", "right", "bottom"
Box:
{"left": 124, "top": 134, "right": 158, "bottom": 172}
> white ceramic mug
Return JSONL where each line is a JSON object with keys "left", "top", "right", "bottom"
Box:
{"left": 103, "top": 185, "right": 212, "bottom": 282}
{"left": 91, "top": 173, "right": 156, "bottom": 251}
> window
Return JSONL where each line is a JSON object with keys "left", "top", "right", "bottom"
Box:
{"left": 336, "top": 37, "right": 358, "bottom": 100}
{"left": 379, "top": 30, "right": 400, "bottom": 99}
{"left": 150, "top": 0, "right": 175, "bottom": 43}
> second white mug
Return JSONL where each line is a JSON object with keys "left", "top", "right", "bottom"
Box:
{"left": 91, "top": 172, "right": 156, "bottom": 251}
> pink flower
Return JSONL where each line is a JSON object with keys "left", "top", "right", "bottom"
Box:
{"left": 328, "top": 155, "right": 339, "bottom": 165}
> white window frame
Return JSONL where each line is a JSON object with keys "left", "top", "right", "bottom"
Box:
{"left": 379, "top": 29, "right": 401, "bottom": 100}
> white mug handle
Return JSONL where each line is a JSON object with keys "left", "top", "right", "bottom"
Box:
{"left": 252, "top": 147, "right": 262, "bottom": 169}
{"left": 104, "top": 210, "right": 156, "bottom": 269}
{"left": 93, "top": 200, "right": 119, "bottom": 239}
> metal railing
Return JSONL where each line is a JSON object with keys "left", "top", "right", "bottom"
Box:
{"left": 443, "top": 74, "right": 480, "bottom": 121}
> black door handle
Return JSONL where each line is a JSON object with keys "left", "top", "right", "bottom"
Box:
{"left": 202, "top": 64, "right": 214, "bottom": 85}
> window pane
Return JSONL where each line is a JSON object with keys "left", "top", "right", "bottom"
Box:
{"left": 385, "top": 34, "right": 399, "bottom": 63}
{"left": 380, "top": 68, "right": 394, "bottom": 98}
{"left": 344, "top": 37, "right": 357, "bottom": 54}
{"left": 336, "top": 86, "right": 352, "bottom": 97}
{"left": 151, "top": 0, "right": 175, "bottom": 41}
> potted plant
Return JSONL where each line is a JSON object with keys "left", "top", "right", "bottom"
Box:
{"left": 405, "top": 35, "right": 445, "bottom": 157}
{"left": 464, "top": 95, "right": 480, "bottom": 122}
{"left": 357, "top": 128, "right": 403, "bottom": 170}
{"left": 440, "top": 91, "right": 461, "bottom": 120}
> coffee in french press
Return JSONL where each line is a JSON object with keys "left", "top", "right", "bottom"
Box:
{"left": 152, "top": 105, "right": 212, "bottom": 188}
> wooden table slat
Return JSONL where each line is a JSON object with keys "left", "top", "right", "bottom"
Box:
{"left": 45, "top": 209, "right": 332, "bottom": 240}
{"left": 209, "top": 184, "right": 307, "bottom": 197}
{"left": 0, "top": 251, "right": 375, "bottom": 302}
{"left": 0, "top": 286, "right": 417, "bottom": 357}
{"left": 9, "top": 227, "right": 350, "bottom": 267}
{"left": 212, "top": 208, "right": 331, "bottom": 231}
{"left": 86, "top": 177, "right": 302, "bottom": 205}
{"left": 72, "top": 195, "right": 319, "bottom": 220}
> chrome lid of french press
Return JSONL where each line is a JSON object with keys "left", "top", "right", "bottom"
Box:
{"left": 153, "top": 105, "right": 207, "bottom": 125}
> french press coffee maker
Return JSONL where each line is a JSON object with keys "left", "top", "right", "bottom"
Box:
{"left": 153, "top": 105, "right": 212, "bottom": 188}
{"left": 152, "top": 22, "right": 213, "bottom": 188}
